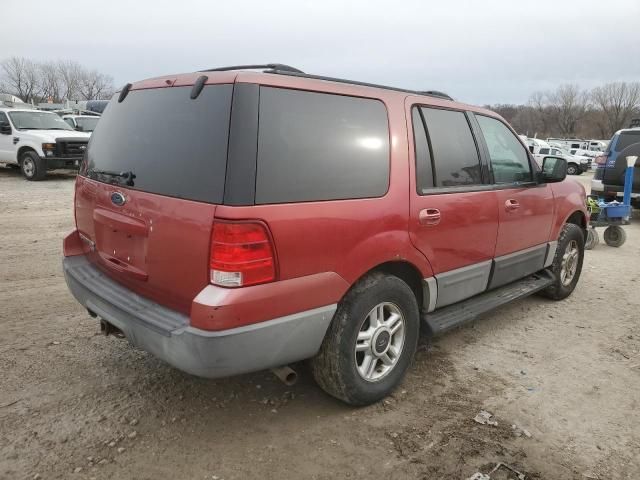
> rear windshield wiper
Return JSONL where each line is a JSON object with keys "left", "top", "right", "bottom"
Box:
{"left": 88, "top": 168, "right": 136, "bottom": 186}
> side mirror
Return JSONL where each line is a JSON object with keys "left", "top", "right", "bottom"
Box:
{"left": 75, "top": 125, "right": 84, "bottom": 132}
{"left": 539, "top": 156, "right": 567, "bottom": 183}
{"left": 0, "top": 122, "right": 11, "bottom": 135}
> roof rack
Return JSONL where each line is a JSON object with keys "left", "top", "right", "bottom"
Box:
{"left": 268, "top": 69, "right": 454, "bottom": 101}
{"left": 199, "top": 64, "right": 454, "bottom": 101}
{"left": 202, "top": 63, "right": 305, "bottom": 74}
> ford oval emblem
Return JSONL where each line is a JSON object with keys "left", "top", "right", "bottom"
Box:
{"left": 111, "top": 192, "right": 126, "bottom": 206}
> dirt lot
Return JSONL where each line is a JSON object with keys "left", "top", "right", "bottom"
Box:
{"left": 1, "top": 167, "right": 639, "bottom": 480}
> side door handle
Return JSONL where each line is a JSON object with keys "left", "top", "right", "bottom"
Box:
{"left": 505, "top": 199, "right": 520, "bottom": 211}
{"left": 419, "top": 208, "right": 441, "bottom": 226}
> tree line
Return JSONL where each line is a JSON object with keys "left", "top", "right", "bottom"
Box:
{"left": 487, "top": 82, "right": 640, "bottom": 140}
{"left": 0, "top": 56, "right": 115, "bottom": 104}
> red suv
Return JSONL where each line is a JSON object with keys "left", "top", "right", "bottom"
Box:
{"left": 63, "top": 64, "right": 588, "bottom": 405}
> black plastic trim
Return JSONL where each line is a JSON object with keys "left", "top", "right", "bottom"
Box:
{"left": 223, "top": 83, "right": 259, "bottom": 206}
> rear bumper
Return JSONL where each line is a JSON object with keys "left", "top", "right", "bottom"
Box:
{"left": 591, "top": 179, "right": 640, "bottom": 198}
{"left": 63, "top": 255, "right": 336, "bottom": 378}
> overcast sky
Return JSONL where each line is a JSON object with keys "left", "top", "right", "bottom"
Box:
{"left": 3, "top": 0, "right": 639, "bottom": 104}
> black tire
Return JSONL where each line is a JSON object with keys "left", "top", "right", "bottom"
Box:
{"left": 603, "top": 225, "right": 626, "bottom": 247}
{"left": 310, "top": 273, "right": 420, "bottom": 406}
{"left": 566, "top": 163, "right": 579, "bottom": 175}
{"left": 539, "top": 223, "right": 585, "bottom": 300}
{"left": 20, "top": 151, "right": 47, "bottom": 181}
{"left": 584, "top": 227, "right": 599, "bottom": 250}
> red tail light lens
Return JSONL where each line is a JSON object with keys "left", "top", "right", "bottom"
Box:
{"left": 209, "top": 222, "right": 276, "bottom": 287}
{"left": 595, "top": 155, "right": 607, "bottom": 165}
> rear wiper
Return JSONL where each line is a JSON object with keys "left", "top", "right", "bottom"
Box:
{"left": 88, "top": 168, "right": 136, "bottom": 186}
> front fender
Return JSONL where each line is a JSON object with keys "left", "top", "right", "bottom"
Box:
{"left": 549, "top": 181, "right": 589, "bottom": 240}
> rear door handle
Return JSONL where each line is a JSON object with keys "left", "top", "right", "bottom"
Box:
{"left": 419, "top": 208, "right": 441, "bottom": 226}
{"left": 505, "top": 199, "right": 520, "bottom": 211}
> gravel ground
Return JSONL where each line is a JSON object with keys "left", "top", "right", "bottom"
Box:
{"left": 1, "top": 167, "right": 639, "bottom": 480}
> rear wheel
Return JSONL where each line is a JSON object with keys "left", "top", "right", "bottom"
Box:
{"left": 20, "top": 151, "right": 47, "bottom": 181}
{"left": 603, "top": 225, "right": 626, "bottom": 247}
{"left": 540, "top": 223, "right": 585, "bottom": 300}
{"left": 566, "top": 163, "right": 579, "bottom": 175}
{"left": 310, "top": 273, "right": 419, "bottom": 406}
{"left": 585, "top": 227, "right": 599, "bottom": 250}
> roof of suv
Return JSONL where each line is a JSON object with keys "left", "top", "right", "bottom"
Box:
{"left": 127, "top": 65, "right": 498, "bottom": 119}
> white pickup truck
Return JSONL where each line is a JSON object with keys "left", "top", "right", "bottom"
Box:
{"left": 0, "top": 106, "right": 90, "bottom": 180}
{"left": 531, "top": 145, "right": 591, "bottom": 175}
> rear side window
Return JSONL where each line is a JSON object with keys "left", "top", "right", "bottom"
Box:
{"left": 255, "top": 87, "right": 389, "bottom": 204}
{"left": 476, "top": 115, "right": 532, "bottom": 184}
{"left": 84, "top": 85, "right": 233, "bottom": 203}
{"left": 412, "top": 107, "right": 434, "bottom": 191}
{"left": 615, "top": 131, "right": 640, "bottom": 152}
{"left": 420, "top": 107, "right": 482, "bottom": 188}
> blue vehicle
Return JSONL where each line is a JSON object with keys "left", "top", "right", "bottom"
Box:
{"left": 591, "top": 128, "right": 640, "bottom": 208}
{"left": 586, "top": 143, "right": 638, "bottom": 248}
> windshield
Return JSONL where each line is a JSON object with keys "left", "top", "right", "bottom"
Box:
{"left": 75, "top": 117, "right": 99, "bottom": 132}
{"left": 9, "top": 111, "right": 74, "bottom": 131}
{"left": 84, "top": 85, "right": 232, "bottom": 203}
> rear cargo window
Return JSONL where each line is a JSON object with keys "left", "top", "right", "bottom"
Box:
{"left": 255, "top": 87, "right": 390, "bottom": 204}
{"left": 83, "top": 85, "right": 232, "bottom": 203}
{"left": 615, "top": 131, "right": 640, "bottom": 152}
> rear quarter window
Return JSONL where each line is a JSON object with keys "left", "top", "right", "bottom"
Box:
{"left": 615, "top": 131, "right": 640, "bottom": 152}
{"left": 255, "top": 87, "right": 390, "bottom": 204}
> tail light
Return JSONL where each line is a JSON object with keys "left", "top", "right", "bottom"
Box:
{"left": 595, "top": 155, "right": 607, "bottom": 165}
{"left": 209, "top": 221, "right": 276, "bottom": 287}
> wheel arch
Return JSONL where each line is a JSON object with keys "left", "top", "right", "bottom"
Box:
{"left": 348, "top": 260, "right": 425, "bottom": 316}
{"left": 17, "top": 145, "right": 38, "bottom": 163}
{"left": 565, "top": 210, "right": 588, "bottom": 240}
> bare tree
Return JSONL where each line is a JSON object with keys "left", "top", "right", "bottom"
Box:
{"left": 57, "top": 60, "right": 84, "bottom": 101}
{"left": 0, "top": 57, "right": 41, "bottom": 102}
{"left": 38, "top": 61, "right": 62, "bottom": 102}
{"left": 591, "top": 82, "right": 640, "bottom": 136}
{"left": 546, "top": 84, "right": 590, "bottom": 137}
{"left": 79, "top": 70, "right": 114, "bottom": 100}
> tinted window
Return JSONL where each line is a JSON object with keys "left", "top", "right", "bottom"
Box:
{"left": 412, "top": 107, "right": 434, "bottom": 191}
{"left": 84, "top": 85, "right": 232, "bottom": 203}
{"left": 420, "top": 107, "right": 481, "bottom": 187}
{"left": 256, "top": 87, "right": 389, "bottom": 204}
{"left": 539, "top": 148, "right": 550, "bottom": 155}
{"left": 615, "top": 131, "right": 640, "bottom": 152}
{"left": 0, "top": 112, "right": 8, "bottom": 123}
{"left": 476, "top": 115, "right": 532, "bottom": 184}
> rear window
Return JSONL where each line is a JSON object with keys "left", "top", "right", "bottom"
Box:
{"left": 255, "top": 87, "right": 389, "bottom": 204}
{"left": 84, "top": 85, "right": 232, "bottom": 203}
{"left": 615, "top": 131, "right": 640, "bottom": 152}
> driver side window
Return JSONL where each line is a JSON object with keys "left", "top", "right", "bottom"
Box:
{"left": 476, "top": 115, "right": 532, "bottom": 184}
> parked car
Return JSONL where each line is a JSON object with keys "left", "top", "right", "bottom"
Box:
{"left": 532, "top": 145, "right": 591, "bottom": 175}
{"left": 592, "top": 127, "right": 640, "bottom": 207}
{"left": 62, "top": 114, "right": 100, "bottom": 133}
{"left": 62, "top": 64, "right": 588, "bottom": 405}
{"left": 0, "top": 105, "right": 90, "bottom": 180}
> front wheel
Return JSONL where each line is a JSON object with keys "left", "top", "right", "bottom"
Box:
{"left": 310, "top": 273, "right": 420, "bottom": 406}
{"left": 20, "top": 151, "right": 47, "bottom": 181}
{"left": 539, "top": 223, "right": 585, "bottom": 300}
{"left": 566, "top": 163, "right": 579, "bottom": 175}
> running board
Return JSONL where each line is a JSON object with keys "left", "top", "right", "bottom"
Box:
{"left": 422, "top": 270, "right": 555, "bottom": 336}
